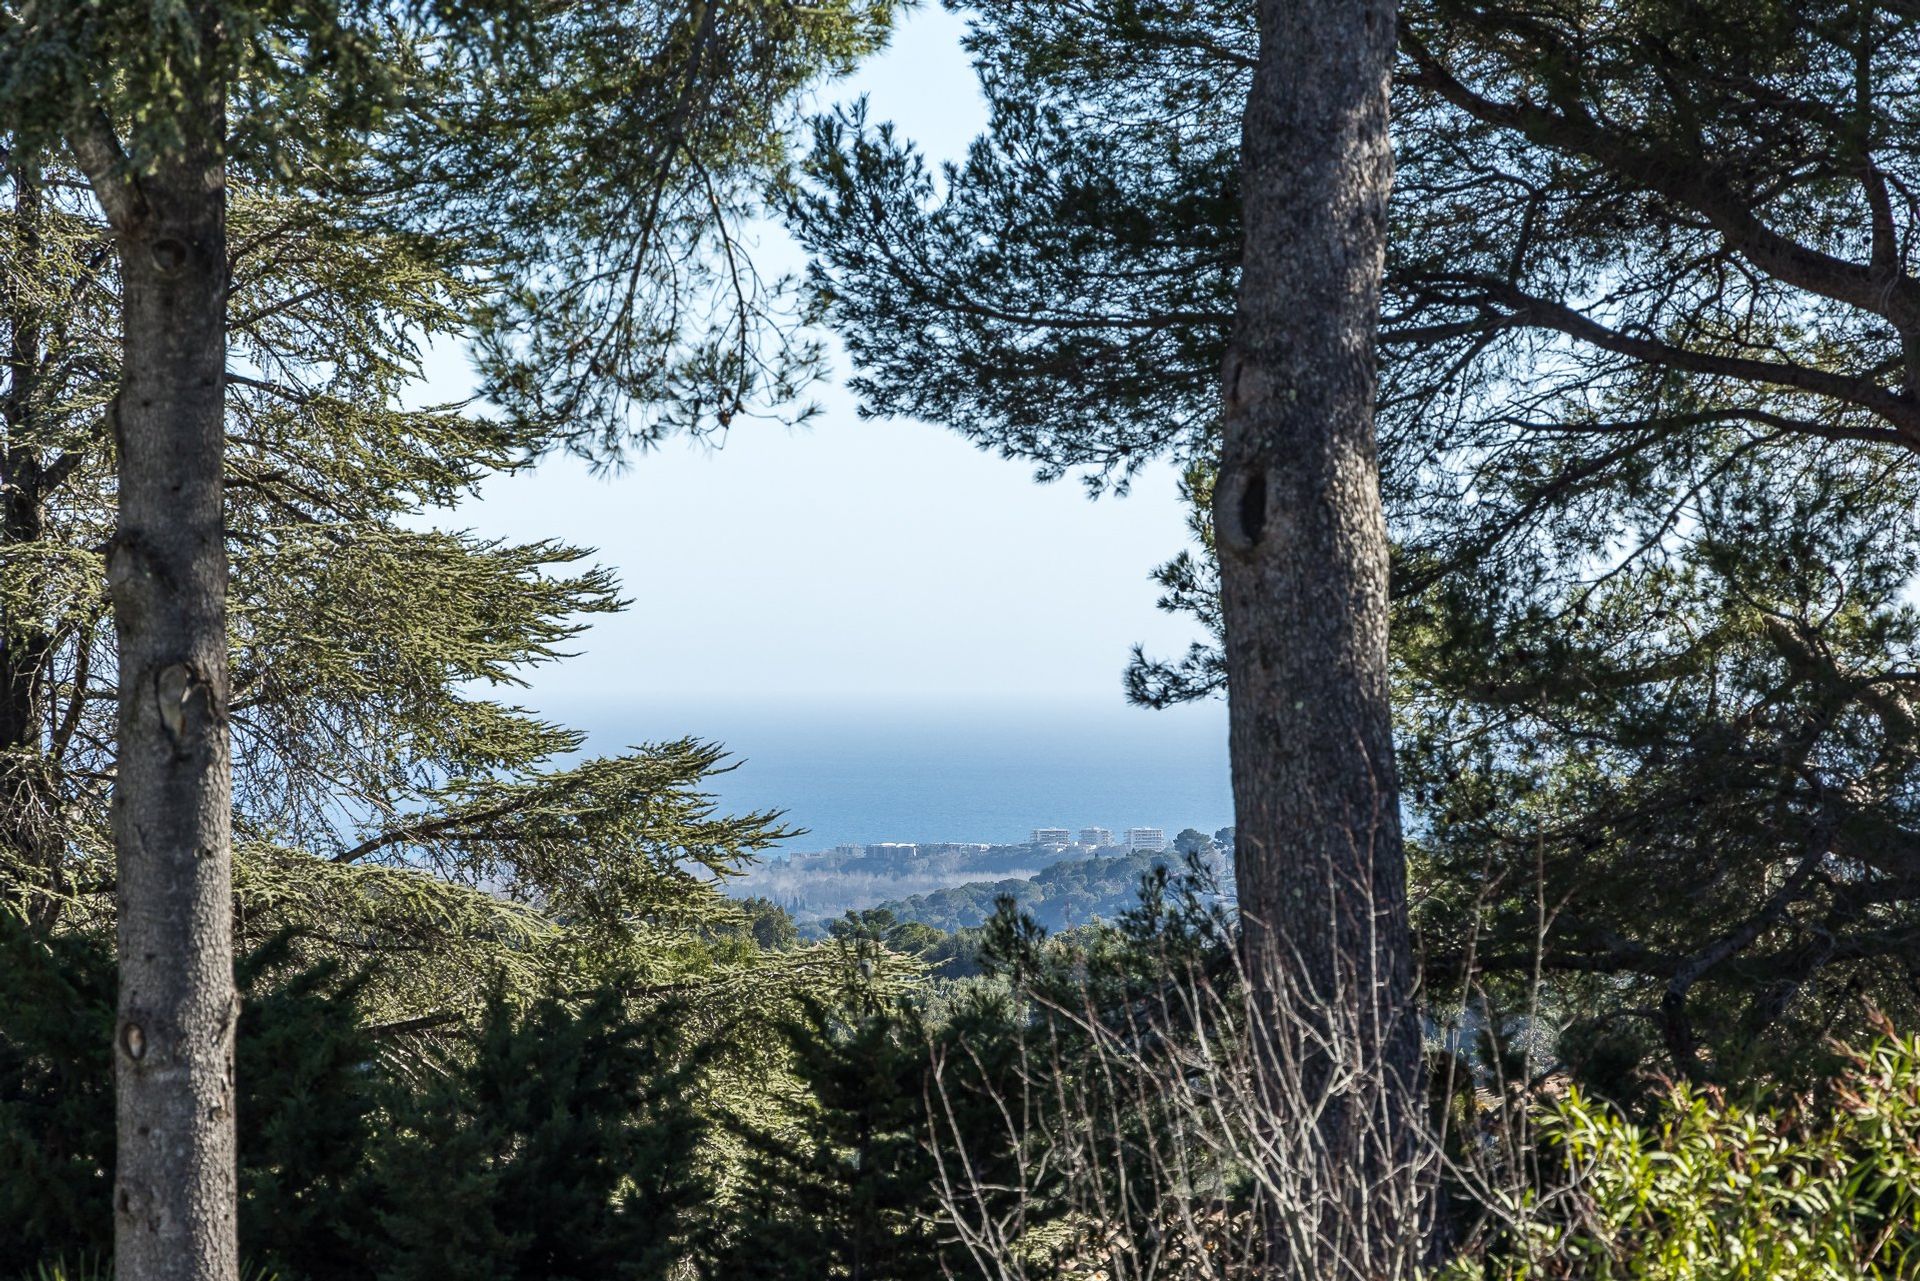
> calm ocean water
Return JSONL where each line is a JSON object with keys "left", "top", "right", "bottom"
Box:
{"left": 536, "top": 696, "right": 1234, "bottom": 852}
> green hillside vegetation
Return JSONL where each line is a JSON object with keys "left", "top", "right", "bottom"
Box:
{"left": 871, "top": 850, "right": 1230, "bottom": 934}
{"left": 800, "top": 844, "right": 1066, "bottom": 879}
{"left": 738, "top": 842, "right": 1094, "bottom": 920}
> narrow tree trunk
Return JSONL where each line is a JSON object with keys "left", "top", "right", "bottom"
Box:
{"left": 72, "top": 52, "right": 239, "bottom": 1281}
{"left": 1214, "top": 0, "right": 1424, "bottom": 1272}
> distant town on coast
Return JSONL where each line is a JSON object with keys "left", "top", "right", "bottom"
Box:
{"left": 825, "top": 823, "right": 1179, "bottom": 861}
{"left": 730, "top": 823, "right": 1236, "bottom": 935}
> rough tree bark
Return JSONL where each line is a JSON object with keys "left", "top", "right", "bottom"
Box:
{"left": 69, "top": 36, "right": 239, "bottom": 1281}
{"left": 1214, "top": 0, "right": 1425, "bottom": 1273}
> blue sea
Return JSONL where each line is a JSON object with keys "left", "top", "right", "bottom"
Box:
{"left": 535, "top": 695, "right": 1234, "bottom": 852}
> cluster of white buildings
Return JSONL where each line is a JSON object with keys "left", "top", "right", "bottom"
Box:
{"left": 1033, "top": 826, "right": 1166, "bottom": 853}
{"left": 830, "top": 841, "right": 993, "bottom": 859}
{"left": 829, "top": 828, "right": 1169, "bottom": 858}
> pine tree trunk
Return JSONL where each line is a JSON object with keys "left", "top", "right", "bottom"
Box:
{"left": 1214, "top": 0, "right": 1425, "bottom": 1272}
{"left": 73, "top": 56, "right": 239, "bottom": 1281}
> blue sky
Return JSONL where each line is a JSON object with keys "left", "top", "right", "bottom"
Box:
{"left": 429, "top": 5, "right": 1214, "bottom": 708}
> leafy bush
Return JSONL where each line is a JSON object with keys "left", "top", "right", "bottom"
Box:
{"left": 1453, "top": 1024, "right": 1920, "bottom": 1280}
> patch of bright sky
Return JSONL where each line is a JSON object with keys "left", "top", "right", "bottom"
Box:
{"left": 421, "top": 5, "right": 1214, "bottom": 708}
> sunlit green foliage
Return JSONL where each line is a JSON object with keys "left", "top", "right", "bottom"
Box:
{"left": 1445, "top": 1028, "right": 1920, "bottom": 1280}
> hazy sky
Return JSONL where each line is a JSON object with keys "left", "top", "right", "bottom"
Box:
{"left": 430, "top": 6, "right": 1214, "bottom": 707}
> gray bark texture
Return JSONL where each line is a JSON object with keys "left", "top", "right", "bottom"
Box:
{"left": 74, "top": 54, "right": 239, "bottom": 1281}
{"left": 1215, "top": 0, "right": 1426, "bottom": 1273}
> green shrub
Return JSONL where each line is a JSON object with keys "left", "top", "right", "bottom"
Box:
{"left": 233, "top": 942, "right": 383, "bottom": 1281}
{"left": 0, "top": 917, "right": 383, "bottom": 1281}
{"left": 1451, "top": 1025, "right": 1920, "bottom": 1280}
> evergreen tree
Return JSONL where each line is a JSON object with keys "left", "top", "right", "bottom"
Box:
{"left": 0, "top": 156, "right": 794, "bottom": 1014}
{"left": 1221, "top": 0, "right": 1425, "bottom": 1262}
{"left": 1, "top": 1, "right": 900, "bottom": 1262}
{"left": 370, "top": 988, "right": 710, "bottom": 1281}
{"left": 809, "top": 0, "right": 1427, "bottom": 1260}
{"left": 791, "top": 0, "right": 1920, "bottom": 1082}
{"left": 1386, "top": 0, "right": 1920, "bottom": 1086}
{"left": 231, "top": 942, "right": 382, "bottom": 1281}
{"left": 713, "top": 997, "right": 950, "bottom": 1281}
{"left": 738, "top": 896, "right": 802, "bottom": 951}
{"left": 1173, "top": 828, "right": 1216, "bottom": 857}
{"left": 2, "top": 907, "right": 802, "bottom": 1281}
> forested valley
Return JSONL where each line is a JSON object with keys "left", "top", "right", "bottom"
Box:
{"left": 5, "top": 0, "right": 1920, "bottom": 1278}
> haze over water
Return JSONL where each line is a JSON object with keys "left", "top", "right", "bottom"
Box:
{"left": 540, "top": 696, "right": 1233, "bottom": 853}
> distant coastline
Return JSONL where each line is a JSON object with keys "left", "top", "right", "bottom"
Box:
{"left": 730, "top": 826, "right": 1234, "bottom": 927}
{"left": 534, "top": 694, "right": 1234, "bottom": 851}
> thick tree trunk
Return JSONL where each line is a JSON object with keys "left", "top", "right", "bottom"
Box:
{"left": 73, "top": 57, "right": 239, "bottom": 1281}
{"left": 1214, "top": 0, "right": 1425, "bottom": 1273}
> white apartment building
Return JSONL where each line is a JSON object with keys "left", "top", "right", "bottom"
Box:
{"left": 866, "top": 842, "right": 919, "bottom": 858}
{"left": 1125, "top": 827, "right": 1167, "bottom": 852}
{"left": 1078, "top": 827, "right": 1115, "bottom": 847}
{"left": 1031, "top": 827, "right": 1071, "bottom": 846}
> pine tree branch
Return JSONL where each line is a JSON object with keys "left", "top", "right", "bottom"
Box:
{"left": 62, "top": 111, "right": 146, "bottom": 232}
{"left": 1401, "top": 33, "right": 1920, "bottom": 336}
{"left": 1450, "top": 276, "right": 1920, "bottom": 438}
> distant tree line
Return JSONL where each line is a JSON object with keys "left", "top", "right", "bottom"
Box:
{"left": 868, "top": 849, "right": 1229, "bottom": 935}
